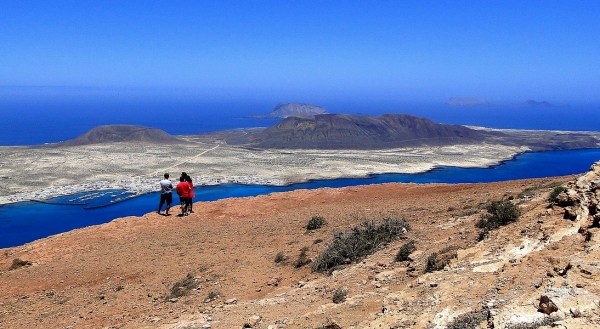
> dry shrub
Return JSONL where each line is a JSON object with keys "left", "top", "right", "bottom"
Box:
{"left": 9, "top": 258, "right": 31, "bottom": 270}
{"left": 312, "top": 217, "right": 409, "bottom": 273}
{"left": 165, "top": 273, "right": 197, "bottom": 300}
{"left": 294, "top": 247, "right": 311, "bottom": 268}
{"left": 331, "top": 287, "right": 347, "bottom": 304}
{"left": 307, "top": 216, "right": 327, "bottom": 230}
{"left": 394, "top": 240, "right": 416, "bottom": 262}
{"left": 447, "top": 308, "right": 489, "bottom": 329}
{"left": 476, "top": 199, "right": 520, "bottom": 240}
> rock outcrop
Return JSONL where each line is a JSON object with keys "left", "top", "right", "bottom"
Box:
{"left": 555, "top": 161, "right": 600, "bottom": 226}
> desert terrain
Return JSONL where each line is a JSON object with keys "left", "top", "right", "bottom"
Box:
{"left": 1, "top": 162, "right": 599, "bottom": 328}
{"left": 0, "top": 139, "right": 527, "bottom": 204}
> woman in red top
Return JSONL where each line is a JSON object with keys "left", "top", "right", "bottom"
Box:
{"left": 185, "top": 175, "right": 194, "bottom": 213}
{"left": 175, "top": 176, "right": 190, "bottom": 216}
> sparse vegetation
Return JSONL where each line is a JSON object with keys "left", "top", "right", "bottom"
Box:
{"left": 331, "top": 287, "right": 347, "bottom": 304}
{"left": 394, "top": 240, "right": 416, "bottom": 262}
{"left": 315, "top": 319, "right": 342, "bottom": 329}
{"left": 476, "top": 199, "right": 521, "bottom": 240}
{"left": 505, "top": 316, "right": 557, "bottom": 329}
{"left": 452, "top": 208, "right": 479, "bottom": 218}
{"left": 446, "top": 308, "right": 489, "bottom": 329}
{"left": 425, "top": 253, "right": 439, "bottom": 273}
{"left": 204, "top": 289, "right": 220, "bottom": 303}
{"left": 548, "top": 186, "right": 566, "bottom": 202}
{"left": 165, "top": 273, "right": 197, "bottom": 300}
{"left": 274, "top": 251, "right": 288, "bottom": 264}
{"left": 294, "top": 247, "right": 311, "bottom": 268}
{"left": 8, "top": 258, "right": 31, "bottom": 270}
{"left": 307, "top": 216, "right": 327, "bottom": 230}
{"left": 519, "top": 181, "right": 565, "bottom": 201}
{"left": 425, "top": 247, "right": 457, "bottom": 273}
{"left": 312, "top": 217, "right": 410, "bottom": 273}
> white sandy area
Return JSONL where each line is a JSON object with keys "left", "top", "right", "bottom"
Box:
{"left": 0, "top": 141, "right": 528, "bottom": 205}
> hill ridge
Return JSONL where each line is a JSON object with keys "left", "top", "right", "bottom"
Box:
{"left": 60, "top": 124, "right": 181, "bottom": 146}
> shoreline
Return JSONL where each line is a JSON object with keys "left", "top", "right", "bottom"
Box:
{"left": 1, "top": 138, "right": 597, "bottom": 206}
{"left": 0, "top": 147, "right": 570, "bottom": 206}
{"left": 0, "top": 175, "right": 288, "bottom": 206}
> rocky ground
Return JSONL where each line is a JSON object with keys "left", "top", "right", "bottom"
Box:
{"left": 1, "top": 165, "right": 599, "bottom": 328}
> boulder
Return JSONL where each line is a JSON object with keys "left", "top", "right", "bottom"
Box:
{"left": 538, "top": 295, "right": 558, "bottom": 314}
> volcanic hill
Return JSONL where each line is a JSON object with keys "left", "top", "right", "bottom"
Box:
{"left": 60, "top": 125, "right": 181, "bottom": 146}
{"left": 224, "top": 113, "right": 494, "bottom": 149}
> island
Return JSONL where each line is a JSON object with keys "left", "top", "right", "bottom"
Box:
{"left": 0, "top": 113, "right": 599, "bottom": 204}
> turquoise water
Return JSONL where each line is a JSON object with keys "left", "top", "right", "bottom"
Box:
{"left": 1, "top": 148, "right": 599, "bottom": 249}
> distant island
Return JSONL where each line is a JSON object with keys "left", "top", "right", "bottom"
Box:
{"left": 249, "top": 102, "right": 328, "bottom": 118}
{"left": 446, "top": 97, "right": 555, "bottom": 108}
{"left": 520, "top": 100, "right": 553, "bottom": 108}
{"left": 445, "top": 97, "right": 492, "bottom": 107}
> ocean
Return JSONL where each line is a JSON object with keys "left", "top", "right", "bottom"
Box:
{"left": 1, "top": 95, "right": 599, "bottom": 248}
{"left": 0, "top": 95, "right": 599, "bottom": 145}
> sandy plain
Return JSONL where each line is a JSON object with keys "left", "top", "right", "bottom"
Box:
{"left": 0, "top": 136, "right": 528, "bottom": 204}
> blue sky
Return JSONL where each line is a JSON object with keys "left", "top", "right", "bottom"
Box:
{"left": 1, "top": 1, "right": 599, "bottom": 103}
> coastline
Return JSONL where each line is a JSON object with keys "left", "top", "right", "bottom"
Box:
{"left": 0, "top": 147, "right": 585, "bottom": 206}
{"left": 0, "top": 175, "right": 287, "bottom": 205}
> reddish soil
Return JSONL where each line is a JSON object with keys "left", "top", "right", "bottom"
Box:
{"left": 1, "top": 175, "right": 599, "bottom": 328}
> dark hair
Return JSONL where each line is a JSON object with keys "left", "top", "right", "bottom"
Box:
{"left": 164, "top": 173, "right": 169, "bottom": 179}
{"left": 181, "top": 172, "right": 188, "bottom": 179}
{"left": 185, "top": 175, "right": 192, "bottom": 183}
{"left": 179, "top": 176, "right": 185, "bottom": 182}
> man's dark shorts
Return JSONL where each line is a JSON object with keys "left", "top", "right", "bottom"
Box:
{"left": 160, "top": 192, "right": 172, "bottom": 205}
{"left": 180, "top": 197, "right": 189, "bottom": 207}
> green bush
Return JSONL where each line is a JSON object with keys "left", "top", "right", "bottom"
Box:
{"left": 312, "top": 217, "right": 410, "bottom": 273}
{"left": 476, "top": 200, "right": 521, "bottom": 240}
{"left": 548, "top": 186, "right": 566, "bottom": 203}
{"left": 307, "top": 216, "right": 327, "bottom": 230}
{"left": 394, "top": 240, "right": 416, "bottom": 262}
{"left": 165, "top": 273, "right": 197, "bottom": 300}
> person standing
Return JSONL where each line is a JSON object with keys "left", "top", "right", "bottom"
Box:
{"left": 175, "top": 175, "right": 191, "bottom": 216}
{"left": 157, "top": 173, "right": 173, "bottom": 215}
{"left": 185, "top": 175, "right": 194, "bottom": 213}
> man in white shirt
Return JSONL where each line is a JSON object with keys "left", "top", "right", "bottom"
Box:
{"left": 157, "top": 173, "right": 173, "bottom": 215}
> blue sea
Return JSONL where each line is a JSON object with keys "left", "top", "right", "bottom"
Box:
{"left": 1, "top": 93, "right": 599, "bottom": 248}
